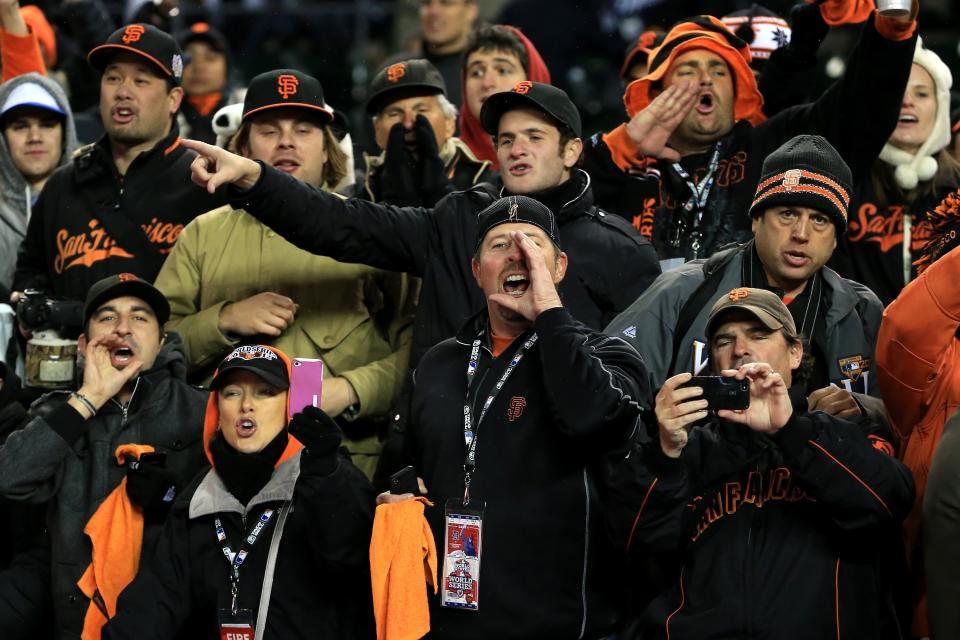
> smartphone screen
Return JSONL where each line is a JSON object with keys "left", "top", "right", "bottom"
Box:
{"left": 289, "top": 358, "right": 324, "bottom": 413}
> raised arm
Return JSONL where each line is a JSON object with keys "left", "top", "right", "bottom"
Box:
{"left": 182, "top": 139, "right": 436, "bottom": 276}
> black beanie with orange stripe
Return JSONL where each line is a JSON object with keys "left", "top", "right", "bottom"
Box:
{"left": 748, "top": 134, "right": 852, "bottom": 234}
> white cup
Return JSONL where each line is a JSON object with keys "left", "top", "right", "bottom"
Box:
{"left": 875, "top": 0, "right": 912, "bottom": 17}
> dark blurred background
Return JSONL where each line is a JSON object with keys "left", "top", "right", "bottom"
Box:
{"left": 26, "top": 0, "right": 960, "bottom": 155}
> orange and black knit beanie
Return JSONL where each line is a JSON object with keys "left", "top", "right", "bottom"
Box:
{"left": 748, "top": 134, "right": 852, "bottom": 233}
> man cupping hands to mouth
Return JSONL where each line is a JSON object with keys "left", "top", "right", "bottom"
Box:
{"left": 473, "top": 197, "right": 567, "bottom": 335}
{"left": 69, "top": 274, "right": 169, "bottom": 414}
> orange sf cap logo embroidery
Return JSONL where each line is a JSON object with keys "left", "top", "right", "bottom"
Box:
{"left": 781, "top": 169, "right": 802, "bottom": 191}
{"left": 117, "top": 273, "right": 139, "bottom": 282}
{"left": 507, "top": 396, "right": 527, "bottom": 422}
{"left": 728, "top": 288, "right": 750, "bottom": 302}
{"left": 386, "top": 63, "right": 406, "bottom": 83}
{"left": 122, "top": 25, "right": 145, "bottom": 44}
{"left": 513, "top": 81, "right": 533, "bottom": 94}
{"left": 277, "top": 74, "right": 299, "bottom": 99}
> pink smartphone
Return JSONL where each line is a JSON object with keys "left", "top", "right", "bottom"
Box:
{"left": 289, "top": 358, "right": 324, "bottom": 413}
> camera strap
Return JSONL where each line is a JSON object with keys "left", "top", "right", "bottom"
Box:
{"left": 80, "top": 190, "right": 167, "bottom": 277}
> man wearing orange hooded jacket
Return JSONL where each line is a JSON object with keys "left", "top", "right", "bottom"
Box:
{"left": 877, "top": 189, "right": 960, "bottom": 638}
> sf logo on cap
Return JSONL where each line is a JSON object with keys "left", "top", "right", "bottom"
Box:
{"left": 117, "top": 273, "right": 140, "bottom": 282}
{"left": 387, "top": 63, "right": 406, "bottom": 83}
{"left": 122, "top": 25, "right": 145, "bottom": 44}
{"left": 728, "top": 288, "right": 750, "bottom": 302}
{"left": 277, "top": 74, "right": 299, "bottom": 99}
{"left": 513, "top": 81, "right": 533, "bottom": 94}
{"left": 781, "top": 169, "right": 802, "bottom": 192}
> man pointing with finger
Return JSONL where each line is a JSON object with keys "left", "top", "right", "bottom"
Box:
{"left": 604, "top": 287, "right": 914, "bottom": 639}
{"left": 401, "top": 196, "right": 648, "bottom": 638}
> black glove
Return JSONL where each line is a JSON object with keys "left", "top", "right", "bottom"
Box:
{"left": 289, "top": 406, "right": 343, "bottom": 475}
{"left": 380, "top": 122, "right": 421, "bottom": 206}
{"left": 125, "top": 453, "right": 178, "bottom": 523}
{"left": 413, "top": 114, "right": 454, "bottom": 207}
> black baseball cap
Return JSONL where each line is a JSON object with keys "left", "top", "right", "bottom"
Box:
{"left": 177, "top": 22, "right": 229, "bottom": 55}
{"left": 475, "top": 195, "right": 561, "bottom": 252}
{"left": 83, "top": 273, "right": 171, "bottom": 326}
{"left": 211, "top": 345, "right": 290, "bottom": 390}
{"left": 366, "top": 58, "right": 447, "bottom": 115}
{"left": 479, "top": 81, "right": 581, "bottom": 138}
{"left": 242, "top": 69, "right": 334, "bottom": 124}
{"left": 88, "top": 24, "right": 185, "bottom": 84}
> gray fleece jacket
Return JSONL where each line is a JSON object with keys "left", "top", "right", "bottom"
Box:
{"left": 0, "top": 73, "right": 78, "bottom": 293}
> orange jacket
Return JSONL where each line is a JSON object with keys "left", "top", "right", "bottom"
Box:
{"left": 876, "top": 244, "right": 960, "bottom": 636}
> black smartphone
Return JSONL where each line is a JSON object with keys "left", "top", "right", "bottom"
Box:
{"left": 679, "top": 376, "right": 750, "bottom": 411}
{"left": 389, "top": 465, "right": 421, "bottom": 496}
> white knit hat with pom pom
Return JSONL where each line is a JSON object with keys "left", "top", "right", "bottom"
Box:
{"left": 878, "top": 37, "right": 953, "bottom": 190}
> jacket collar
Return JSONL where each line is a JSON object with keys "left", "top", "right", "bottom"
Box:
{"left": 77, "top": 124, "right": 183, "bottom": 185}
{"left": 499, "top": 168, "right": 595, "bottom": 224}
{"left": 188, "top": 451, "right": 302, "bottom": 519}
{"left": 738, "top": 241, "right": 859, "bottom": 330}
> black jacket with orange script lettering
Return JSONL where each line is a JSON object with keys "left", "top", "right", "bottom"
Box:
{"left": 604, "top": 390, "right": 915, "bottom": 640}
{"left": 13, "top": 126, "right": 225, "bottom": 300}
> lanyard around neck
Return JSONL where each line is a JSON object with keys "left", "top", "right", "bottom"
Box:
{"left": 461, "top": 330, "right": 538, "bottom": 504}
{"left": 670, "top": 142, "right": 723, "bottom": 257}
{"left": 214, "top": 507, "right": 280, "bottom": 616}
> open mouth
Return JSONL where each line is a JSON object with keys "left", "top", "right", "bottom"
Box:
{"left": 897, "top": 114, "right": 918, "bottom": 125}
{"left": 695, "top": 93, "right": 715, "bottom": 114}
{"left": 783, "top": 250, "right": 810, "bottom": 268}
{"left": 236, "top": 418, "right": 257, "bottom": 438}
{"left": 502, "top": 273, "right": 530, "bottom": 296}
{"left": 110, "top": 346, "right": 134, "bottom": 366}
{"left": 509, "top": 163, "right": 532, "bottom": 177}
{"left": 272, "top": 159, "right": 301, "bottom": 173}
{"left": 112, "top": 107, "right": 135, "bottom": 124}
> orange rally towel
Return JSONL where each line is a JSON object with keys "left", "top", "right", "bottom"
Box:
{"left": 77, "top": 443, "right": 155, "bottom": 640}
{"left": 370, "top": 497, "right": 438, "bottom": 640}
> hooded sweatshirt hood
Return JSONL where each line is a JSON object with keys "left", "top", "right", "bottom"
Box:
{"left": 459, "top": 26, "right": 551, "bottom": 170}
{"left": 201, "top": 344, "right": 303, "bottom": 468}
{"left": 0, "top": 73, "right": 78, "bottom": 291}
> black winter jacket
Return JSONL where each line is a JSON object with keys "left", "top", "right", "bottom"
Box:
{"left": 13, "top": 127, "right": 226, "bottom": 300}
{"left": 102, "top": 449, "right": 375, "bottom": 640}
{"left": 406, "top": 307, "right": 648, "bottom": 639}
{"left": 0, "top": 335, "right": 208, "bottom": 639}
{"left": 231, "top": 166, "right": 660, "bottom": 367}
{"left": 583, "top": 16, "right": 917, "bottom": 261}
{"left": 604, "top": 395, "right": 915, "bottom": 640}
